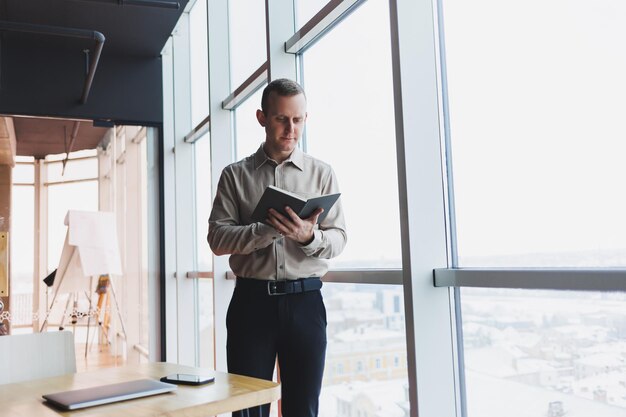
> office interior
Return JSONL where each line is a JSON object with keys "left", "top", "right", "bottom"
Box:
{"left": 1, "top": 1, "right": 626, "bottom": 417}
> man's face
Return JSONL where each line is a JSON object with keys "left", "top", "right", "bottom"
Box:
{"left": 257, "top": 92, "right": 307, "bottom": 158}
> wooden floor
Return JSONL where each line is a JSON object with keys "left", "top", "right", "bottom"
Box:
{"left": 75, "top": 341, "right": 126, "bottom": 373}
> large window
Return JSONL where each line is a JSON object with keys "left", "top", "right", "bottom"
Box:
{"left": 228, "top": 0, "right": 267, "bottom": 90}
{"left": 303, "top": 0, "right": 401, "bottom": 269}
{"left": 10, "top": 160, "right": 35, "bottom": 329}
{"left": 193, "top": 134, "right": 214, "bottom": 369}
{"left": 189, "top": 0, "right": 209, "bottom": 126}
{"left": 461, "top": 288, "right": 626, "bottom": 416}
{"left": 194, "top": 134, "right": 212, "bottom": 272}
{"left": 442, "top": 0, "right": 626, "bottom": 416}
{"left": 320, "top": 283, "right": 408, "bottom": 417}
{"left": 46, "top": 154, "right": 98, "bottom": 184}
{"left": 189, "top": 1, "right": 214, "bottom": 370}
{"left": 295, "top": 0, "right": 329, "bottom": 28}
{"left": 443, "top": 0, "right": 626, "bottom": 268}
{"left": 299, "top": 1, "right": 408, "bottom": 416}
{"left": 234, "top": 88, "right": 265, "bottom": 161}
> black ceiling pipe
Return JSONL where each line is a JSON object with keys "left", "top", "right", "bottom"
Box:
{"left": 81, "top": 34, "right": 104, "bottom": 104}
{"left": 72, "top": 0, "right": 180, "bottom": 9}
{"left": 0, "top": 20, "right": 105, "bottom": 104}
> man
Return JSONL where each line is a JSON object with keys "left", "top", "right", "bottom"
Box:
{"left": 208, "top": 78, "right": 347, "bottom": 417}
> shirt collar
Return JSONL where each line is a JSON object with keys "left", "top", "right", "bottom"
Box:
{"left": 254, "top": 144, "right": 305, "bottom": 171}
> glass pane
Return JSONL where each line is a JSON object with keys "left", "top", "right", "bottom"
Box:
{"left": 194, "top": 133, "right": 212, "bottom": 271}
{"left": 234, "top": 87, "right": 265, "bottom": 161}
{"left": 197, "top": 279, "right": 214, "bottom": 369}
{"left": 303, "top": 0, "right": 400, "bottom": 268}
{"left": 13, "top": 163, "right": 34, "bottom": 184}
{"left": 10, "top": 185, "right": 34, "bottom": 327}
{"left": 47, "top": 158, "right": 98, "bottom": 183}
{"left": 146, "top": 127, "right": 161, "bottom": 357}
{"left": 443, "top": 0, "right": 626, "bottom": 267}
{"left": 295, "top": 0, "right": 329, "bottom": 29}
{"left": 228, "top": 0, "right": 267, "bottom": 90}
{"left": 189, "top": 0, "right": 210, "bottom": 127}
{"left": 321, "top": 283, "right": 409, "bottom": 416}
{"left": 461, "top": 287, "right": 626, "bottom": 417}
{"left": 15, "top": 156, "right": 34, "bottom": 163}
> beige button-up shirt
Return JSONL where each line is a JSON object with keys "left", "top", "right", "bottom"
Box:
{"left": 208, "top": 145, "right": 347, "bottom": 281}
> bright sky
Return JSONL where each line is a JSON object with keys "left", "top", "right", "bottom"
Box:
{"left": 444, "top": 0, "right": 626, "bottom": 265}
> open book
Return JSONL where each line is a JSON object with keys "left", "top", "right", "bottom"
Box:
{"left": 251, "top": 185, "right": 341, "bottom": 225}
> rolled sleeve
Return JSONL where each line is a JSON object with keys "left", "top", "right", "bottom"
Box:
{"left": 208, "top": 168, "right": 281, "bottom": 256}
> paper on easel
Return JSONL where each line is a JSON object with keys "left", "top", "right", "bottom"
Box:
{"left": 52, "top": 238, "right": 87, "bottom": 294}
{"left": 52, "top": 210, "right": 122, "bottom": 295}
{"left": 66, "top": 210, "right": 122, "bottom": 276}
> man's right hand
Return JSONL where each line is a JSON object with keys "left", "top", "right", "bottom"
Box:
{"left": 267, "top": 206, "right": 323, "bottom": 245}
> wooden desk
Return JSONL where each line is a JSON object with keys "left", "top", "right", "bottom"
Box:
{"left": 0, "top": 362, "right": 280, "bottom": 417}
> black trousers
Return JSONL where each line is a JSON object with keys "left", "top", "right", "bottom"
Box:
{"left": 226, "top": 278, "right": 327, "bottom": 417}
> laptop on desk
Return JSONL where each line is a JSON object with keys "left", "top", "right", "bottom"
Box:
{"left": 42, "top": 379, "right": 177, "bottom": 411}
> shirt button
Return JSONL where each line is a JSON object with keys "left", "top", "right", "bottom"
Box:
{"left": 279, "top": 265, "right": 284, "bottom": 269}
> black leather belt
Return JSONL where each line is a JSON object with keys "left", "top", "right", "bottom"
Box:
{"left": 236, "top": 277, "right": 322, "bottom": 296}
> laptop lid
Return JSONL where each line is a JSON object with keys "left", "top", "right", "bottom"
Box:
{"left": 42, "top": 379, "right": 177, "bottom": 410}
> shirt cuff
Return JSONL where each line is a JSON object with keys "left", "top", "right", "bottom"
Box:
{"left": 299, "top": 229, "right": 323, "bottom": 255}
{"left": 257, "top": 222, "right": 282, "bottom": 240}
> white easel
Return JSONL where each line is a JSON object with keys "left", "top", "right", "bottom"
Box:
{"left": 40, "top": 210, "right": 126, "bottom": 357}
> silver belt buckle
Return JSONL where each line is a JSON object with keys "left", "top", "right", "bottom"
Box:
{"left": 267, "top": 281, "right": 285, "bottom": 296}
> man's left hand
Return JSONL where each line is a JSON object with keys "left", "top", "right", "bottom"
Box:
{"left": 267, "top": 206, "right": 324, "bottom": 245}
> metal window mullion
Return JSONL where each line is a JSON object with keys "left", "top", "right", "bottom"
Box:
{"left": 114, "top": 126, "right": 127, "bottom": 360}
{"left": 186, "top": 271, "right": 214, "bottom": 279}
{"left": 433, "top": 3, "right": 467, "bottom": 408}
{"left": 435, "top": 268, "right": 626, "bottom": 292}
{"left": 122, "top": 128, "right": 144, "bottom": 364}
{"left": 323, "top": 269, "right": 402, "bottom": 285}
{"left": 390, "top": 0, "right": 459, "bottom": 416}
{"left": 184, "top": 114, "right": 211, "bottom": 143}
{"left": 285, "top": 0, "right": 366, "bottom": 54}
{"left": 161, "top": 36, "right": 178, "bottom": 363}
{"left": 145, "top": 127, "right": 162, "bottom": 361}
{"left": 45, "top": 155, "right": 97, "bottom": 164}
{"left": 221, "top": 62, "right": 268, "bottom": 110}
{"left": 44, "top": 177, "right": 98, "bottom": 186}
{"left": 172, "top": 13, "right": 198, "bottom": 367}
{"left": 207, "top": 0, "right": 235, "bottom": 373}
{"left": 133, "top": 343, "right": 150, "bottom": 359}
{"left": 225, "top": 269, "right": 403, "bottom": 285}
{"left": 33, "top": 160, "right": 47, "bottom": 332}
{"left": 265, "top": 0, "right": 297, "bottom": 81}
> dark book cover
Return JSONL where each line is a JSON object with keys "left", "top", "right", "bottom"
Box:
{"left": 251, "top": 185, "right": 341, "bottom": 225}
